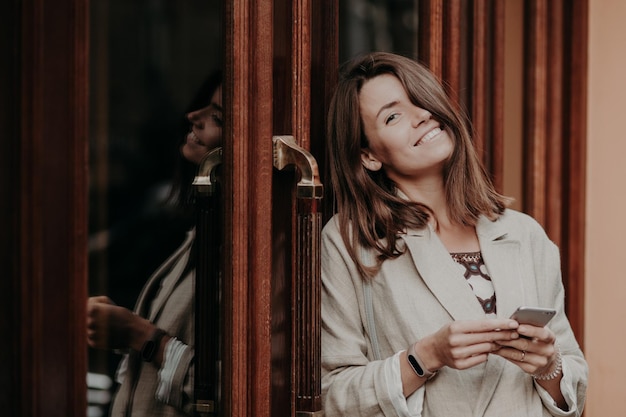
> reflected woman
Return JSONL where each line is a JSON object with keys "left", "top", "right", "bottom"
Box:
{"left": 87, "top": 70, "right": 222, "bottom": 417}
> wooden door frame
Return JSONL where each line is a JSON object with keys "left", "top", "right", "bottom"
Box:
{"left": 222, "top": 1, "right": 274, "bottom": 416}
{"left": 1, "top": 0, "right": 89, "bottom": 416}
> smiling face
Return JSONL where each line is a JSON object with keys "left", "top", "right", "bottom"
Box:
{"left": 181, "top": 84, "right": 223, "bottom": 165}
{"left": 358, "top": 73, "right": 453, "bottom": 187}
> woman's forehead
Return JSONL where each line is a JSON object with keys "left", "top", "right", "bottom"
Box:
{"left": 359, "top": 75, "right": 407, "bottom": 113}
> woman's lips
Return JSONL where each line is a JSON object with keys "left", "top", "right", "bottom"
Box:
{"left": 187, "top": 131, "right": 205, "bottom": 146}
{"left": 414, "top": 126, "right": 442, "bottom": 146}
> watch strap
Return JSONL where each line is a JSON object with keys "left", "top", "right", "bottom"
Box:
{"left": 141, "top": 328, "right": 167, "bottom": 362}
{"left": 407, "top": 342, "right": 437, "bottom": 379}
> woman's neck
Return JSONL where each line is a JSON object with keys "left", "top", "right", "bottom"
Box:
{"left": 397, "top": 177, "right": 447, "bottom": 213}
{"left": 435, "top": 220, "right": 480, "bottom": 253}
{"left": 397, "top": 177, "right": 479, "bottom": 252}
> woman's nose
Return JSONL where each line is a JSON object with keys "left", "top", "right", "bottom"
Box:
{"left": 412, "top": 107, "right": 431, "bottom": 127}
{"left": 186, "top": 110, "right": 203, "bottom": 128}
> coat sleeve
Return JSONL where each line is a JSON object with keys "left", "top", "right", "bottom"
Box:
{"left": 321, "top": 219, "right": 422, "bottom": 417}
{"left": 525, "top": 216, "right": 588, "bottom": 416}
{"left": 157, "top": 339, "right": 195, "bottom": 414}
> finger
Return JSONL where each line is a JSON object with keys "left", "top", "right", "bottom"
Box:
{"left": 497, "top": 332, "right": 557, "bottom": 356}
{"left": 451, "top": 341, "right": 503, "bottom": 359}
{"left": 451, "top": 353, "right": 489, "bottom": 370}
{"left": 449, "top": 329, "right": 519, "bottom": 348}
{"left": 497, "top": 335, "right": 534, "bottom": 351}
{"left": 517, "top": 325, "right": 554, "bottom": 342}
{"left": 87, "top": 300, "right": 110, "bottom": 323}
{"left": 452, "top": 319, "right": 519, "bottom": 334}
{"left": 492, "top": 347, "right": 533, "bottom": 366}
{"left": 87, "top": 328, "right": 105, "bottom": 349}
{"left": 88, "top": 295, "right": 115, "bottom": 307}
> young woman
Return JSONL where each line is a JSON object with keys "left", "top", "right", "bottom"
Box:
{"left": 87, "top": 70, "right": 222, "bottom": 417}
{"left": 321, "top": 52, "right": 587, "bottom": 416}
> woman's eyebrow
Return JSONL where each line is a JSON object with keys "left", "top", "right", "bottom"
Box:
{"left": 376, "top": 100, "right": 399, "bottom": 119}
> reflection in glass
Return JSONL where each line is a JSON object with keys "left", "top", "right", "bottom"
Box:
{"left": 339, "top": 0, "right": 418, "bottom": 61}
{"left": 87, "top": 2, "right": 221, "bottom": 416}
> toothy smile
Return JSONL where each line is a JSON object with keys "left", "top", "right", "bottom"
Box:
{"left": 188, "top": 131, "right": 204, "bottom": 146}
{"left": 414, "top": 127, "right": 442, "bottom": 146}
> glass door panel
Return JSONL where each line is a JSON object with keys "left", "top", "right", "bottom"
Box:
{"left": 87, "top": 2, "right": 222, "bottom": 415}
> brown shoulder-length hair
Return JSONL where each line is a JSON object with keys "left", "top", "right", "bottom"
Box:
{"left": 326, "top": 52, "right": 508, "bottom": 279}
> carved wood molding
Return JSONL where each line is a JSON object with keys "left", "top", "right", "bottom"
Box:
{"left": 223, "top": 1, "right": 274, "bottom": 416}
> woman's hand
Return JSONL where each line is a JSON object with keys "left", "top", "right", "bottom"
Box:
{"left": 491, "top": 323, "right": 559, "bottom": 376}
{"left": 417, "top": 319, "right": 520, "bottom": 372}
{"left": 401, "top": 319, "right": 520, "bottom": 397}
{"left": 492, "top": 324, "right": 567, "bottom": 410}
{"left": 86, "top": 296, "right": 150, "bottom": 350}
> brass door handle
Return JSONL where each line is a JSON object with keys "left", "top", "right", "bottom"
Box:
{"left": 273, "top": 136, "right": 324, "bottom": 416}
{"left": 193, "top": 147, "right": 223, "bottom": 197}
{"left": 273, "top": 135, "right": 323, "bottom": 199}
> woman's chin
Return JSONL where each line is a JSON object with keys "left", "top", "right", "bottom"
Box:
{"left": 181, "top": 143, "right": 207, "bottom": 165}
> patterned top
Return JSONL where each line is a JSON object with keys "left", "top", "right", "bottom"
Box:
{"left": 450, "top": 251, "right": 496, "bottom": 316}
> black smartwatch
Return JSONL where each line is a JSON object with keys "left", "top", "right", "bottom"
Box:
{"left": 407, "top": 342, "right": 437, "bottom": 379}
{"left": 141, "top": 328, "right": 167, "bottom": 363}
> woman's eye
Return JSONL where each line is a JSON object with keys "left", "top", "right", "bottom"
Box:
{"left": 212, "top": 114, "right": 223, "bottom": 127}
{"left": 385, "top": 113, "right": 399, "bottom": 124}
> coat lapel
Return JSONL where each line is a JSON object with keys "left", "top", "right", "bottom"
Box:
{"left": 401, "top": 217, "right": 525, "bottom": 321}
{"left": 401, "top": 225, "right": 486, "bottom": 322}
{"left": 135, "top": 230, "right": 195, "bottom": 321}
{"left": 475, "top": 215, "right": 525, "bottom": 320}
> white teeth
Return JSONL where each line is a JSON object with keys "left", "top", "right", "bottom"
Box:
{"left": 416, "top": 127, "right": 441, "bottom": 145}
{"left": 190, "top": 131, "right": 203, "bottom": 145}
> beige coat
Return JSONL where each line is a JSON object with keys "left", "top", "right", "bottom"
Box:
{"left": 110, "top": 231, "right": 195, "bottom": 417}
{"left": 321, "top": 209, "right": 587, "bottom": 417}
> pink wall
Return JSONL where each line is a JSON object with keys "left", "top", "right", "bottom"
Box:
{"left": 585, "top": 0, "right": 626, "bottom": 414}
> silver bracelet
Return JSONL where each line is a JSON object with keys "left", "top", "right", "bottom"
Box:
{"left": 532, "top": 342, "right": 563, "bottom": 381}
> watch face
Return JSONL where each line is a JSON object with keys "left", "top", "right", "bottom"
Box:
{"left": 408, "top": 354, "right": 425, "bottom": 376}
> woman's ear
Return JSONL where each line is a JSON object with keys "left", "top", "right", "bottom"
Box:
{"left": 360, "top": 149, "right": 382, "bottom": 171}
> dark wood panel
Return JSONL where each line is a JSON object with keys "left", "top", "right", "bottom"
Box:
{"left": 468, "top": 0, "right": 505, "bottom": 183}
{"left": 271, "top": 1, "right": 296, "bottom": 415}
{"left": 562, "top": 0, "right": 588, "bottom": 347}
{"left": 471, "top": 0, "right": 488, "bottom": 158}
{"left": 546, "top": 0, "right": 565, "bottom": 245}
{"left": 523, "top": 0, "right": 549, "bottom": 224}
{"left": 442, "top": 0, "right": 462, "bottom": 104}
{"left": 522, "top": 0, "right": 586, "bottom": 345}
{"left": 6, "top": 0, "right": 89, "bottom": 416}
{"left": 291, "top": 0, "right": 311, "bottom": 150}
{"left": 490, "top": 0, "right": 505, "bottom": 192}
{"left": 223, "top": 1, "right": 274, "bottom": 416}
{"left": 311, "top": 1, "right": 339, "bottom": 223}
{"left": 418, "top": 0, "right": 444, "bottom": 75}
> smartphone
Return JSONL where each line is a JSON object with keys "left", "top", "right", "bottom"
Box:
{"left": 510, "top": 306, "right": 556, "bottom": 327}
